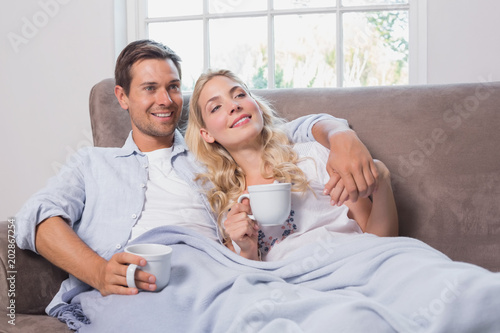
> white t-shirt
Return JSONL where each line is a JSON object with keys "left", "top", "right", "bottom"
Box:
{"left": 259, "top": 142, "right": 363, "bottom": 261}
{"left": 129, "top": 148, "right": 218, "bottom": 242}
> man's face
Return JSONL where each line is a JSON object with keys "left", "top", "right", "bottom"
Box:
{"left": 115, "top": 58, "right": 183, "bottom": 151}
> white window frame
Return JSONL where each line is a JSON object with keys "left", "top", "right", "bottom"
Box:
{"left": 115, "top": 0, "right": 427, "bottom": 87}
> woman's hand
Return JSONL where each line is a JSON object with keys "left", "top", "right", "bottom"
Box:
{"left": 329, "top": 159, "right": 390, "bottom": 206}
{"left": 325, "top": 173, "right": 350, "bottom": 206}
{"left": 224, "top": 198, "right": 260, "bottom": 260}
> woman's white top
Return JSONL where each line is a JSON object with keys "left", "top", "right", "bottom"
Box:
{"left": 259, "top": 142, "right": 363, "bottom": 261}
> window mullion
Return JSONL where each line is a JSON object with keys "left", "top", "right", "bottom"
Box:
{"left": 137, "top": 0, "right": 415, "bottom": 89}
{"left": 126, "top": 0, "right": 146, "bottom": 43}
{"left": 268, "top": 0, "right": 275, "bottom": 89}
{"left": 137, "top": 0, "right": 148, "bottom": 40}
{"left": 409, "top": 0, "right": 427, "bottom": 84}
{"left": 203, "top": 0, "right": 210, "bottom": 71}
{"left": 336, "top": 0, "right": 343, "bottom": 87}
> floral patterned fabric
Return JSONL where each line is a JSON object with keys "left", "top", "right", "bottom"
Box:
{"left": 258, "top": 210, "right": 297, "bottom": 255}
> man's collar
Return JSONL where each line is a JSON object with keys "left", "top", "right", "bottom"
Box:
{"left": 171, "top": 129, "right": 188, "bottom": 157}
{"left": 115, "top": 131, "right": 142, "bottom": 158}
{"left": 115, "top": 130, "right": 188, "bottom": 158}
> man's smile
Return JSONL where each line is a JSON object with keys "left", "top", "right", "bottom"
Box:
{"left": 151, "top": 112, "right": 173, "bottom": 118}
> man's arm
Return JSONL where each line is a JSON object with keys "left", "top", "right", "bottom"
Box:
{"left": 284, "top": 114, "right": 378, "bottom": 204}
{"left": 16, "top": 147, "right": 156, "bottom": 296}
{"left": 35, "top": 216, "right": 157, "bottom": 296}
{"left": 311, "top": 119, "right": 378, "bottom": 204}
{"left": 284, "top": 113, "right": 350, "bottom": 143}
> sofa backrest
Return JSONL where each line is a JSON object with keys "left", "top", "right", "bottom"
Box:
{"left": 90, "top": 78, "right": 500, "bottom": 271}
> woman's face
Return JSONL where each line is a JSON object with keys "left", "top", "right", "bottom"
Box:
{"left": 198, "top": 75, "right": 264, "bottom": 152}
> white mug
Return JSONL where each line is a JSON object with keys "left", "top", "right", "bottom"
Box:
{"left": 237, "top": 182, "right": 292, "bottom": 226}
{"left": 125, "top": 243, "right": 173, "bottom": 292}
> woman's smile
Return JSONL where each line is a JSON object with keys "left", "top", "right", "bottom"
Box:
{"left": 230, "top": 114, "right": 252, "bottom": 128}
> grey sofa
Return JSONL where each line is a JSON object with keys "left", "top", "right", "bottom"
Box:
{"left": 2, "top": 79, "right": 499, "bottom": 332}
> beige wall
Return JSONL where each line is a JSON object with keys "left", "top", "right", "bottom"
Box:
{"left": 427, "top": 0, "right": 500, "bottom": 84}
{"left": 1, "top": 0, "right": 115, "bottom": 218}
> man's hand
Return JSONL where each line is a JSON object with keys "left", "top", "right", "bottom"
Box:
{"left": 324, "top": 130, "right": 379, "bottom": 205}
{"left": 35, "top": 216, "right": 156, "bottom": 296}
{"left": 311, "top": 119, "right": 378, "bottom": 205}
{"left": 95, "top": 252, "right": 157, "bottom": 296}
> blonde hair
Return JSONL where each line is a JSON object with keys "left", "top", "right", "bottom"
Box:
{"left": 185, "top": 69, "right": 309, "bottom": 241}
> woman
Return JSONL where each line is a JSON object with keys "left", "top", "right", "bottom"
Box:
{"left": 185, "top": 69, "right": 398, "bottom": 261}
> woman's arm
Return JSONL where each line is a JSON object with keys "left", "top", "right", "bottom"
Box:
{"left": 344, "top": 160, "right": 398, "bottom": 237}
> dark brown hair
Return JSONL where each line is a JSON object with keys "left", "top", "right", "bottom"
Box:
{"left": 114, "top": 39, "right": 182, "bottom": 95}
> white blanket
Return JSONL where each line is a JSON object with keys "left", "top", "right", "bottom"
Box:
{"left": 52, "top": 226, "right": 500, "bottom": 332}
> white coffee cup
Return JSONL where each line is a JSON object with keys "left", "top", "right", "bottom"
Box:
{"left": 237, "top": 182, "right": 292, "bottom": 226}
{"left": 125, "top": 243, "right": 173, "bottom": 292}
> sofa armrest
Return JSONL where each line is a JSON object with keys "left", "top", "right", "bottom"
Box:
{"left": 0, "top": 220, "right": 68, "bottom": 315}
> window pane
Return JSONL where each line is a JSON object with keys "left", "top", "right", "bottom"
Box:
{"left": 274, "top": 0, "right": 335, "bottom": 10}
{"left": 148, "top": 21, "right": 204, "bottom": 90}
{"left": 210, "top": 17, "right": 268, "bottom": 89}
{"left": 342, "top": 0, "right": 408, "bottom": 6}
{"left": 148, "top": 0, "right": 202, "bottom": 18}
{"left": 209, "top": 0, "right": 267, "bottom": 14}
{"left": 343, "top": 11, "right": 408, "bottom": 87}
{"left": 274, "top": 14, "right": 337, "bottom": 88}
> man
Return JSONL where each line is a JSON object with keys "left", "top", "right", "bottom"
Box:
{"left": 15, "top": 40, "right": 378, "bottom": 314}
